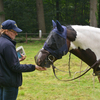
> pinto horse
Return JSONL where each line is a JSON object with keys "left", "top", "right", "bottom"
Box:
{"left": 35, "top": 20, "right": 100, "bottom": 82}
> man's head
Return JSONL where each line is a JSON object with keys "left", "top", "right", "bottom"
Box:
{"left": 0, "top": 19, "right": 22, "bottom": 40}
{"left": 1, "top": 19, "right": 22, "bottom": 33}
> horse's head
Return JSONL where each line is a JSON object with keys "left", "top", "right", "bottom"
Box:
{"left": 35, "top": 20, "right": 72, "bottom": 68}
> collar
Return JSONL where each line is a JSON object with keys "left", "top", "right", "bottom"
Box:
{"left": 1, "top": 34, "right": 16, "bottom": 46}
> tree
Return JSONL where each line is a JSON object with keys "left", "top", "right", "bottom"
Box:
{"left": 36, "top": 0, "right": 46, "bottom": 33}
{"left": 0, "top": 0, "right": 5, "bottom": 29}
{"left": 2, "top": 0, "right": 90, "bottom": 33}
{"left": 56, "top": 0, "right": 59, "bottom": 20}
{"left": 98, "top": 0, "right": 100, "bottom": 27}
{"left": 90, "top": 0, "right": 98, "bottom": 27}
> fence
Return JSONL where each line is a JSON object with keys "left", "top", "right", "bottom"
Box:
{"left": 15, "top": 30, "right": 48, "bottom": 42}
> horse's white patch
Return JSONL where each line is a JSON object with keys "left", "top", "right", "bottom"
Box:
{"left": 69, "top": 25, "right": 100, "bottom": 60}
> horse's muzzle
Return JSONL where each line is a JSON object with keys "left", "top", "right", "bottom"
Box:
{"left": 34, "top": 49, "right": 51, "bottom": 68}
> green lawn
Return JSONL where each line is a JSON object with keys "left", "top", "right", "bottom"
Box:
{"left": 16, "top": 41, "right": 100, "bottom": 100}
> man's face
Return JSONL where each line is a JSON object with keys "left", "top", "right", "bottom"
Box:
{"left": 5, "top": 29, "right": 18, "bottom": 40}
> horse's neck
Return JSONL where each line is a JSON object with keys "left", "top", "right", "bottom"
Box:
{"left": 67, "top": 25, "right": 100, "bottom": 68}
{"left": 69, "top": 25, "right": 100, "bottom": 60}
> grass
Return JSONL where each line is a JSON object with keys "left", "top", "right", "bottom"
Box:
{"left": 16, "top": 41, "right": 100, "bottom": 100}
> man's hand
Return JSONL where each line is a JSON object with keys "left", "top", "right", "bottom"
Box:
{"left": 19, "top": 54, "right": 26, "bottom": 62}
{"left": 35, "top": 65, "right": 47, "bottom": 71}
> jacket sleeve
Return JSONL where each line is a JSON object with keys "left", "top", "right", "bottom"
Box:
{"left": 3, "top": 44, "right": 35, "bottom": 73}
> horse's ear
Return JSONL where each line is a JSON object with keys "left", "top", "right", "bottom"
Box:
{"left": 52, "top": 20, "right": 56, "bottom": 28}
{"left": 56, "top": 20, "right": 64, "bottom": 32}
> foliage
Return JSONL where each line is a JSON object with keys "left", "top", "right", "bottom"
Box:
{"left": 97, "top": 0, "right": 100, "bottom": 27}
{"left": 3, "top": 0, "right": 38, "bottom": 33}
{"left": 3, "top": 0, "right": 90, "bottom": 33}
{"left": 0, "top": 11, "right": 5, "bottom": 15}
{"left": 43, "top": 0, "right": 90, "bottom": 32}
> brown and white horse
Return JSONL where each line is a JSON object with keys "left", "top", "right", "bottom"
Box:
{"left": 35, "top": 20, "right": 100, "bottom": 82}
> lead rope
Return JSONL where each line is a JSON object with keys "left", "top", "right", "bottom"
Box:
{"left": 51, "top": 59, "right": 100, "bottom": 81}
{"left": 79, "top": 60, "right": 82, "bottom": 85}
{"left": 68, "top": 53, "right": 71, "bottom": 77}
{"left": 93, "top": 75, "right": 95, "bottom": 89}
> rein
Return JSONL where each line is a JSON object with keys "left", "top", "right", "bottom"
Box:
{"left": 49, "top": 56, "right": 100, "bottom": 81}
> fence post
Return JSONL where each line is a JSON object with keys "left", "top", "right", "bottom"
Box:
{"left": 39, "top": 30, "right": 42, "bottom": 38}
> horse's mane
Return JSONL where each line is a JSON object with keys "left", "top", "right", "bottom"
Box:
{"left": 72, "top": 25, "right": 100, "bottom": 34}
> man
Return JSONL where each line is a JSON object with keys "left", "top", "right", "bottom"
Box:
{"left": 0, "top": 19, "right": 46, "bottom": 100}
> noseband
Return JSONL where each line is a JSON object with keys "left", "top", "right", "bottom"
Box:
{"left": 48, "top": 55, "right": 55, "bottom": 62}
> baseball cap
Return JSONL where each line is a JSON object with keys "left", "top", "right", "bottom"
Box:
{"left": 1, "top": 19, "right": 22, "bottom": 32}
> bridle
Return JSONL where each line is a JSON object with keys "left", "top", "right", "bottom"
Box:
{"left": 48, "top": 54, "right": 100, "bottom": 81}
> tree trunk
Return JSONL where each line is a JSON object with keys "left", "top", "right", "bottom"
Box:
{"left": 98, "top": 0, "right": 100, "bottom": 27}
{"left": 90, "top": 0, "right": 97, "bottom": 27}
{"left": 56, "top": 0, "right": 59, "bottom": 20}
{"left": 36, "top": 0, "right": 46, "bottom": 33}
{"left": 0, "top": 0, "right": 5, "bottom": 29}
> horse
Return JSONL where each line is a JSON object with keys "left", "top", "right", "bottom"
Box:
{"left": 35, "top": 20, "right": 100, "bottom": 82}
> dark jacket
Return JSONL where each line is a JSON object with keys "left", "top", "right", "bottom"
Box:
{"left": 0, "top": 34, "right": 35, "bottom": 87}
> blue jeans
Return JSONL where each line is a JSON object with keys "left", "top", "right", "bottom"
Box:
{"left": 0, "top": 86, "right": 18, "bottom": 100}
